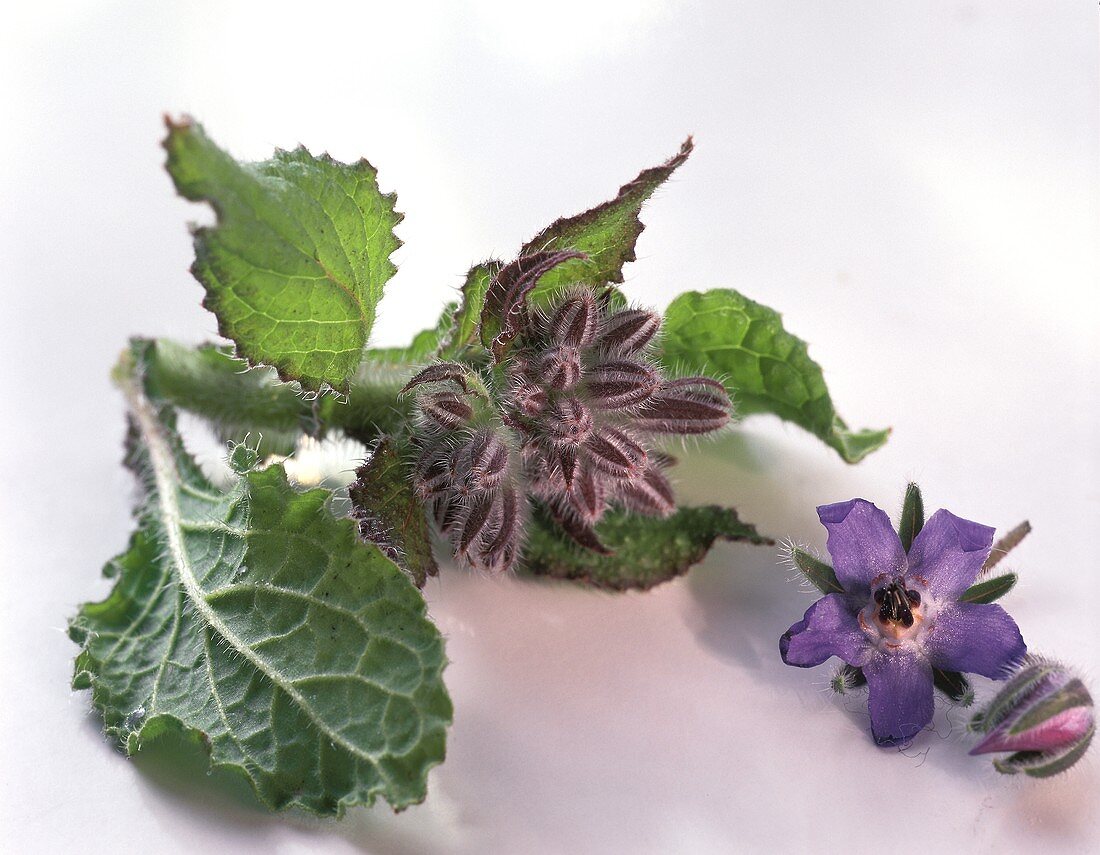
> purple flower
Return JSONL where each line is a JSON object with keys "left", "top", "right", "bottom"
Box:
{"left": 780, "top": 498, "right": 1027, "bottom": 746}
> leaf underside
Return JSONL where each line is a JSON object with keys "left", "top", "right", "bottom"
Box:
{"left": 70, "top": 387, "right": 451, "bottom": 815}
{"left": 660, "top": 289, "right": 890, "bottom": 463}
{"left": 164, "top": 116, "right": 402, "bottom": 392}
{"left": 522, "top": 504, "right": 771, "bottom": 591}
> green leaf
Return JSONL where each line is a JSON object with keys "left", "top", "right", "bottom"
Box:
{"left": 440, "top": 261, "right": 501, "bottom": 358}
{"left": 659, "top": 289, "right": 890, "bottom": 463}
{"left": 139, "top": 338, "right": 416, "bottom": 449}
{"left": 71, "top": 374, "right": 451, "bottom": 815}
{"left": 164, "top": 117, "right": 402, "bottom": 392}
{"left": 522, "top": 505, "right": 770, "bottom": 591}
{"left": 789, "top": 547, "right": 843, "bottom": 594}
{"left": 959, "top": 573, "right": 1018, "bottom": 604}
{"left": 349, "top": 436, "right": 438, "bottom": 588}
{"left": 519, "top": 138, "right": 694, "bottom": 297}
{"left": 898, "top": 482, "right": 925, "bottom": 553}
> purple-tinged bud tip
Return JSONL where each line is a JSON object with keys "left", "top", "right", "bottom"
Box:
{"left": 634, "top": 378, "right": 731, "bottom": 435}
{"left": 546, "top": 397, "right": 594, "bottom": 446}
{"left": 418, "top": 391, "right": 474, "bottom": 432}
{"left": 585, "top": 360, "right": 660, "bottom": 411}
{"left": 549, "top": 291, "right": 599, "bottom": 348}
{"left": 596, "top": 308, "right": 661, "bottom": 356}
{"left": 540, "top": 345, "right": 583, "bottom": 391}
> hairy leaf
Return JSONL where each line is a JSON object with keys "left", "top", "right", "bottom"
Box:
{"left": 440, "top": 262, "right": 501, "bottom": 358}
{"left": 349, "top": 436, "right": 438, "bottom": 588}
{"left": 660, "top": 289, "right": 890, "bottom": 463}
{"left": 519, "top": 138, "right": 693, "bottom": 296}
{"left": 70, "top": 378, "right": 451, "bottom": 814}
{"left": 138, "top": 338, "right": 416, "bottom": 449}
{"left": 522, "top": 505, "right": 770, "bottom": 591}
{"left": 164, "top": 117, "right": 402, "bottom": 392}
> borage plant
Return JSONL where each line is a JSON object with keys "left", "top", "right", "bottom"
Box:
{"left": 70, "top": 118, "right": 888, "bottom": 815}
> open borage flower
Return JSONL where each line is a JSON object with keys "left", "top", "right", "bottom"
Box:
{"left": 781, "top": 496, "right": 1027, "bottom": 746}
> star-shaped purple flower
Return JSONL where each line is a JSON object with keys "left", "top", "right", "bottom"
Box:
{"left": 780, "top": 499, "right": 1027, "bottom": 746}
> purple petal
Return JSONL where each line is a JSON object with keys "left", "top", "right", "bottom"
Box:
{"left": 907, "top": 509, "right": 994, "bottom": 600}
{"left": 817, "top": 499, "right": 906, "bottom": 592}
{"left": 863, "top": 651, "right": 934, "bottom": 746}
{"left": 779, "top": 594, "right": 868, "bottom": 668}
{"left": 925, "top": 602, "right": 1026, "bottom": 679}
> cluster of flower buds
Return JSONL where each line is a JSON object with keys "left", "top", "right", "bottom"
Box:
{"left": 405, "top": 283, "right": 731, "bottom": 572}
{"left": 501, "top": 288, "right": 729, "bottom": 547}
{"left": 969, "top": 656, "right": 1094, "bottom": 778}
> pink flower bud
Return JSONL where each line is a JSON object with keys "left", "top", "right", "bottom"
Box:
{"left": 614, "top": 463, "right": 676, "bottom": 517}
{"left": 634, "top": 379, "right": 731, "bottom": 435}
{"left": 970, "top": 657, "right": 1095, "bottom": 778}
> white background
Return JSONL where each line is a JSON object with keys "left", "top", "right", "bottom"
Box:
{"left": 2, "top": 1, "right": 1098, "bottom": 852}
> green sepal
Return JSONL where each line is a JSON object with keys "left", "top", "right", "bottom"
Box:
{"left": 933, "top": 669, "right": 974, "bottom": 706}
{"left": 522, "top": 505, "right": 771, "bottom": 591}
{"left": 790, "top": 547, "right": 843, "bottom": 594}
{"left": 982, "top": 520, "right": 1031, "bottom": 574}
{"left": 898, "top": 482, "right": 924, "bottom": 553}
{"left": 659, "top": 289, "right": 890, "bottom": 463}
{"left": 959, "top": 573, "right": 1018, "bottom": 605}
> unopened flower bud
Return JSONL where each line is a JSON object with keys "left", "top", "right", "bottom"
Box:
{"left": 970, "top": 657, "right": 1094, "bottom": 778}
{"left": 462, "top": 428, "right": 510, "bottom": 493}
{"left": 418, "top": 391, "right": 473, "bottom": 432}
{"left": 635, "top": 378, "right": 731, "bottom": 435}
{"left": 585, "top": 426, "right": 646, "bottom": 478}
{"left": 568, "top": 464, "right": 606, "bottom": 523}
{"left": 540, "top": 345, "right": 582, "bottom": 390}
{"left": 596, "top": 308, "right": 661, "bottom": 356}
{"left": 585, "top": 360, "right": 660, "bottom": 411}
{"left": 549, "top": 291, "right": 598, "bottom": 348}
{"left": 614, "top": 462, "right": 675, "bottom": 517}
{"left": 546, "top": 397, "right": 594, "bottom": 446}
{"left": 511, "top": 382, "right": 548, "bottom": 417}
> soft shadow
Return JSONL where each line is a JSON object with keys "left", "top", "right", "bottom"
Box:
{"left": 100, "top": 715, "right": 470, "bottom": 854}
